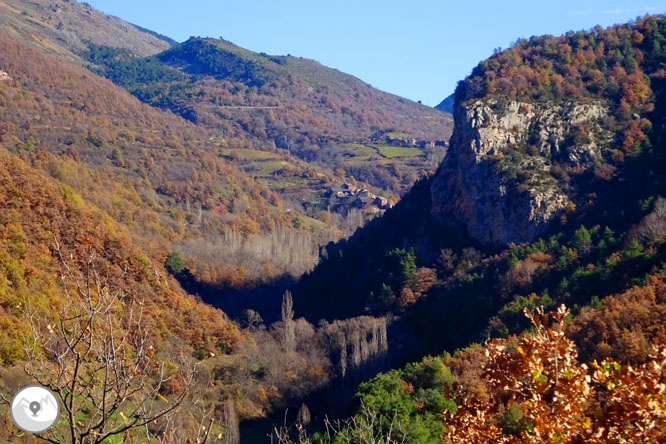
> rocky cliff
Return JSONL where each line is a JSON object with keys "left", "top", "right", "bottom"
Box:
{"left": 431, "top": 98, "right": 609, "bottom": 246}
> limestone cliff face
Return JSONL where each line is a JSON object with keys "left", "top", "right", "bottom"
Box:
{"left": 430, "top": 98, "right": 608, "bottom": 246}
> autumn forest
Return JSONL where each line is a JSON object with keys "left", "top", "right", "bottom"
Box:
{"left": 0, "top": 1, "right": 666, "bottom": 443}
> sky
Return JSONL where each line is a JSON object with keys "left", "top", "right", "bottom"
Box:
{"left": 83, "top": 1, "right": 663, "bottom": 107}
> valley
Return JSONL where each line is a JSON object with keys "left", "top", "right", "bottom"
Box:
{"left": 0, "top": 1, "right": 665, "bottom": 443}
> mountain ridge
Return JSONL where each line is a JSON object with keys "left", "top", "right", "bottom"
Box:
{"left": 87, "top": 35, "right": 453, "bottom": 197}
{"left": 0, "top": 0, "right": 173, "bottom": 64}
{"left": 435, "top": 93, "right": 454, "bottom": 113}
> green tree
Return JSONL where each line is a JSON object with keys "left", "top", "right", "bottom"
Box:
{"left": 499, "top": 404, "right": 532, "bottom": 436}
{"left": 164, "top": 251, "right": 186, "bottom": 275}
{"left": 386, "top": 248, "right": 417, "bottom": 289}
{"left": 558, "top": 245, "right": 576, "bottom": 267}
{"left": 573, "top": 225, "right": 592, "bottom": 255}
{"left": 373, "top": 283, "right": 396, "bottom": 311}
{"left": 354, "top": 369, "right": 445, "bottom": 444}
{"left": 623, "top": 239, "right": 644, "bottom": 260}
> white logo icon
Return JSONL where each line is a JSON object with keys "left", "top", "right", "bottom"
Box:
{"left": 10, "top": 385, "right": 59, "bottom": 434}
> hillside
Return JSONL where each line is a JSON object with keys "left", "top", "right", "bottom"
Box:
{"left": 0, "top": 0, "right": 457, "bottom": 289}
{"left": 0, "top": 0, "right": 172, "bottom": 64}
{"left": 87, "top": 36, "right": 453, "bottom": 195}
{"left": 0, "top": 0, "right": 453, "bottom": 258}
{"left": 289, "top": 14, "right": 666, "bottom": 443}
{"left": 0, "top": 149, "right": 244, "bottom": 441}
{"left": 0, "top": 29, "right": 340, "bottom": 289}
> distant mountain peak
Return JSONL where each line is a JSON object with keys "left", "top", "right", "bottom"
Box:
{"left": 435, "top": 93, "right": 454, "bottom": 114}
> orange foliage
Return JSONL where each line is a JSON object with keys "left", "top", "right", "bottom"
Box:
{"left": 446, "top": 304, "right": 666, "bottom": 443}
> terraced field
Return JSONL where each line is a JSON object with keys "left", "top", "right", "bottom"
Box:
{"left": 374, "top": 145, "right": 424, "bottom": 158}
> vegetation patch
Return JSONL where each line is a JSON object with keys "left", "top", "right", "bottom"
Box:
{"left": 374, "top": 145, "right": 424, "bottom": 158}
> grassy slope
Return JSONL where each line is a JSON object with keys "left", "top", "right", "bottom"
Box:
{"left": 0, "top": 0, "right": 172, "bottom": 63}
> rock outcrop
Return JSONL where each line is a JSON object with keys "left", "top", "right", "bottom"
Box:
{"left": 431, "top": 98, "right": 609, "bottom": 246}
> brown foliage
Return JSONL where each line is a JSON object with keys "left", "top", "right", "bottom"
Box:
{"left": 411, "top": 267, "right": 437, "bottom": 294}
{"left": 448, "top": 306, "right": 589, "bottom": 443}
{"left": 568, "top": 276, "right": 666, "bottom": 365}
{"left": 446, "top": 305, "right": 666, "bottom": 443}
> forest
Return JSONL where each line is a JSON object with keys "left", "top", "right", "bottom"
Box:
{"left": 1, "top": 2, "right": 666, "bottom": 443}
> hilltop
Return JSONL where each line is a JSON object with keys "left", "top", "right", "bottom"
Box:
{"left": 435, "top": 93, "right": 454, "bottom": 113}
{"left": 0, "top": 0, "right": 172, "bottom": 64}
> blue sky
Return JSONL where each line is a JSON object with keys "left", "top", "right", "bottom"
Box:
{"left": 84, "top": 1, "right": 663, "bottom": 106}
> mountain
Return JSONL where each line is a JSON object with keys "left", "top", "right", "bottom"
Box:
{"left": 0, "top": 0, "right": 172, "bottom": 64}
{"left": 0, "top": 6, "right": 441, "bottom": 438}
{"left": 0, "top": 0, "right": 455, "bottom": 269}
{"left": 292, "top": 14, "right": 666, "bottom": 443}
{"left": 435, "top": 93, "right": 454, "bottom": 113}
{"left": 0, "top": 23, "right": 352, "bottom": 443}
{"left": 5, "top": 1, "right": 665, "bottom": 442}
{"left": 429, "top": 22, "right": 656, "bottom": 245}
{"left": 86, "top": 36, "right": 453, "bottom": 195}
{"left": 0, "top": 0, "right": 456, "bottom": 293}
{"left": 298, "top": 13, "right": 666, "bottom": 357}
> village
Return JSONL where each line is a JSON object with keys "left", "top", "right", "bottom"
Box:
{"left": 328, "top": 183, "right": 395, "bottom": 214}
{"left": 371, "top": 130, "right": 448, "bottom": 149}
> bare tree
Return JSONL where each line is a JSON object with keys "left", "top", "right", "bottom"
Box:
{"left": 654, "top": 196, "right": 666, "bottom": 217}
{"left": 243, "top": 309, "right": 265, "bottom": 331}
{"left": 2, "top": 239, "right": 200, "bottom": 444}
{"left": 631, "top": 196, "right": 666, "bottom": 243}
{"left": 271, "top": 402, "right": 406, "bottom": 444}
{"left": 438, "top": 248, "right": 456, "bottom": 273}
{"left": 281, "top": 291, "right": 295, "bottom": 353}
{"left": 222, "top": 400, "right": 239, "bottom": 444}
{"left": 318, "top": 316, "right": 387, "bottom": 381}
{"left": 296, "top": 403, "right": 311, "bottom": 428}
{"left": 156, "top": 400, "right": 214, "bottom": 444}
